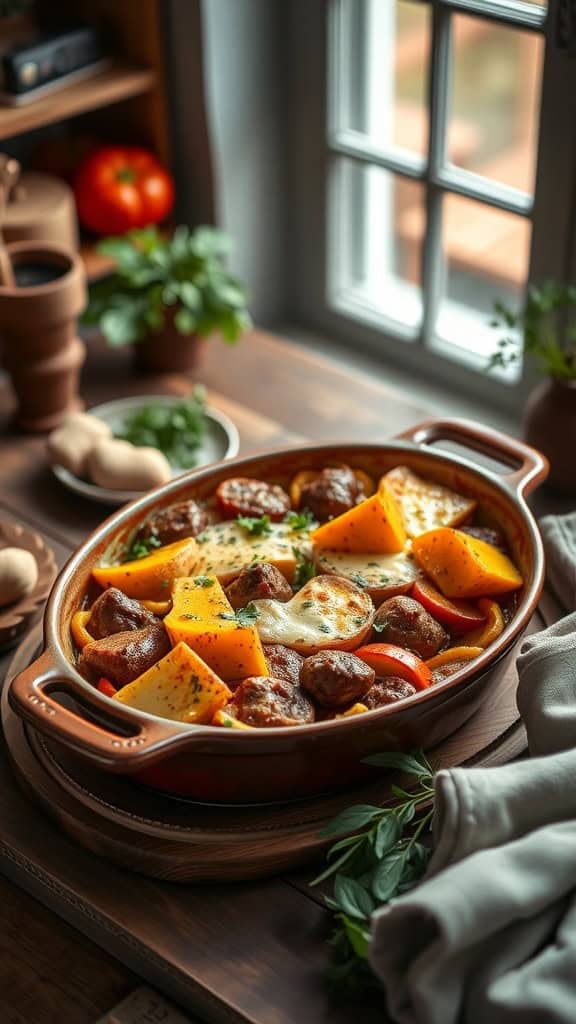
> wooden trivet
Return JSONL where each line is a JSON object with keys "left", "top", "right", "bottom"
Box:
{"left": 1, "top": 622, "right": 534, "bottom": 883}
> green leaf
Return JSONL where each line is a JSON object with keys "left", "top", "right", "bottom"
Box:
{"left": 285, "top": 509, "right": 316, "bottom": 531}
{"left": 311, "top": 842, "right": 363, "bottom": 886}
{"left": 396, "top": 802, "right": 416, "bottom": 827}
{"left": 235, "top": 602, "right": 260, "bottom": 627}
{"left": 100, "top": 306, "right": 143, "bottom": 347}
{"left": 340, "top": 915, "right": 371, "bottom": 959}
{"left": 96, "top": 236, "right": 142, "bottom": 270}
{"left": 320, "top": 804, "right": 383, "bottom": 838}
{"left": 363, "top": 750, "right": 433, "bottom": 781}
{"left": 174, "top": 307, "right": 197, "bottom": 335}
{"left": 179, "top": 281, "right": 201, "bottom": 311}
{"left": 373, "top": 815, "right": 402, "bottom": 859}
{"left": 236, "top": 514, "right": 272, "bottom": 536}
{"left": 370, "top": 848, "right": 409, "bottom": 902}
{"left": 333, "top": 875, "right": 375, "bottom": 921}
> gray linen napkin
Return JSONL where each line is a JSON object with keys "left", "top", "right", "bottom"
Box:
{"left": 369, "top": 520, "right": 576, "bottom": 1024}
{"left": 539, "top": 512, "right": 576, "bottom": 613}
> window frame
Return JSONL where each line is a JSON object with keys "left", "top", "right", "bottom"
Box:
{"left": 287, "top": 0, "right": 576, "bottom": 415}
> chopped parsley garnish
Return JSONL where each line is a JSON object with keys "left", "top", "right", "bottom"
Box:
{"left": 218, "top": 602, "right": 259, "bottom": 627}
{"left": 351, "top": 573, "right": 369, "bottom": 588}
{"left": 180, "top": 613, "right": 200, "bottom": 620}
{"left": 236, "top": 514, "right": 273, "bottom": 536}
{"left": 285, "top": 509, "right": 316, "bottom": 532}
{"left": 124, "top": 532, "right": 162, "bottom": 562}
{"left": 373, "top": 621, "right": 388, "bottom": 634}
{"left": 367, "top": 561, "right": 380, "bottom": 567}
{"left": 194, "top": 576, "right": 214, "bottom": 588}
{"left": 301, "top": 599, "right": 314, "bottom": 609}
{"left": 292, "top": 547, "right": 317, "bottom": 590}
{"left": 196, "top": 532, "right": 209, "bottom": 544}
{"left": 353, "top": 616, "right": 366, "bottom": 625}
{"left": 160, "top": 579, "right": 171, "bottom": 590}
{"left": 319, "top": 624, "right": 332, "bottom": 634}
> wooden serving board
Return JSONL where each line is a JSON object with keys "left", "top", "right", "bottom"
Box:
{"left": 1, "top": 621, "right": 538, "bottom": 884}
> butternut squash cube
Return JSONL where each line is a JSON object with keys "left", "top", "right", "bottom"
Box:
{"left": 310, "top": 486, "right": 406, "bottom": 554}
{"left": 114, "top": 641, "right": 232, "bottom": 723}
{"left": 412, "top": 528, "right": 523, "bottom": 599}
{"left": 92, "top": 538, "right": 198, "bottom": 601}
{"left": 164, "top": 575, "right": 269, "bottom": 681}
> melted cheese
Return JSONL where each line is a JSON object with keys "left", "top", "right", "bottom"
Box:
{"left": 194, "top": 521, "right": 311, "bottom": 584}
{"left": 314, "top": 548, "right": 420, "bottom": 591}
{"left": 381, "top": 467, "right": 476, "bottom": 538}
{"left": 253, "top": 575, "right": 373, "bottom": 652}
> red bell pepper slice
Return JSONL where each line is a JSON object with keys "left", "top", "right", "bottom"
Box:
{"left": 97, "top": 677, "right": 117, "bottom": 698}
{"left": 354, "top": 644, "right": 432, "bottom": 690}
{"left": 412, "top": 579, "right": 486, "bottom": 632}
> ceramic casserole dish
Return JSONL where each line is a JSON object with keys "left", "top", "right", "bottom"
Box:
{"left": 8, "top": 418, "right": 548, "bottom": 803}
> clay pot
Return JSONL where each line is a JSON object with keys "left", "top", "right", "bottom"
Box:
{"left": 0, "top": 242, "right": 86, "bottom": 432}
{"left": 524, "top": 377, "right": 576, "bottom": 494}
{"left": 133, "top": 311, "right": 205, "bottom": 375}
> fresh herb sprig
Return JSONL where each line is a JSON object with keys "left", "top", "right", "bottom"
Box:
{"left": 218, "top": 602, "right": 259, "bottom": 628}
{"left": 124, "top": 532, "right": 162, "bottom": 561}
{"left": 292, "top": 546, "right": 316, "bottom": 590}
{"left": 236, "top": 513, "right": 273, "bottom": 536}
{"left": 489, "top": 281, "right": 576, "bottom": 379}
{"left": 116, "top": 387, "right": 207, "bottom": 469}
{"left": 285, "top": 509, "right": 317, "bottom": 532}
{"left": 312, "top": 750, "right": 434, "bottom": 996}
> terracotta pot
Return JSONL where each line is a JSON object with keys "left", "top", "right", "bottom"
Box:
{"left": 8, "top": 419, "right": 549, "bottom": 804}
{"left": 133, "top": 312, "right": 205, "bottom": 375}
{"left": 0, "top": 242, "right": 86, "bottom": 432}
{"left": 524, "top": 377, "right": 576, "bottom": 494}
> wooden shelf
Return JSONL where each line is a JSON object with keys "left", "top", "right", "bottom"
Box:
{"left": 0, "top": 63, "right": 157, "bottom": 142}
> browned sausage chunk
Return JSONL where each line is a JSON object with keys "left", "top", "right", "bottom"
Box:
{"left": 300, "top": 650, "right": 375, "bottom": 708}
{"left": 79, "top": 625, "right": 170, "bottom": 687}
{"left": 86, "top": 587, "right": 159, "bottom": 640}
{"left": 363, "top": 676, "right": 417, "bottom": 709}
{"left": 216, "top": 477, "right": 290, "bottom": 521}
{"left": 299, "top": 466, "right": 364, "bottom": 522}
{"left": 263, "top": 644, "right": 304, "bottom": 686}
{"left": 373, "top": 596, "right": 447, "bottom": 659}
{"left": 458, "top": 524, "right": 506, "bottom": 552}
{"left": 226, "top": 563, "right": 293, "bottom": 610}
{"left": 136, "top": 500, "right": 209, "bottom": 545}
{"left": 227, "top": 676, "right": 315, "bottom": 727}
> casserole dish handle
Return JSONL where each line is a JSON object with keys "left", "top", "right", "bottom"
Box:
{"left": 8, "top": 649, "right": 208, "bottom": 770}
{"left": 395, "top": 418, "right": 549, "bottom": 496}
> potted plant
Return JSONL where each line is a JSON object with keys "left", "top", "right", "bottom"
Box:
{"left": 82, "top": 225, "right": 252, "bottom": 374}
{"left": 490, "top": 281, "right": 576, "bottom": 493}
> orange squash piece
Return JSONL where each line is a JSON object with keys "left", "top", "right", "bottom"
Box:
{"left": 310, "top": 485, "right": 406, "bottom": 554}
{"left": 164, "top": 575, "right": 269, "bottom": 682}
{"left": 425, "top": 646, "right": 484, "bottom": 670}
{"left": 412, "top": 528, "right": 523, "bottom": 599}
{"left": 92, "top": 538, "right": 198, "bottom": 601}
{"left": 114, "top": 641, "right": 232, "bottom": 723}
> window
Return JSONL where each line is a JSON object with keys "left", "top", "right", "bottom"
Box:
{"left": 288, "top": 0, "right": 576, "bottom": 411}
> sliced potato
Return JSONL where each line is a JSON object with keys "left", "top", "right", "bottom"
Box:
{"left": 194, "top": 521, "right": 311, "bottom": 585}
{"left": 252, "top": 575, "right": 374, "bottom": 654}
{"left": 313, "top": 547, "right": 421, "bottom": 605}
{"left": 381, "top": 466, "right": 476, "bottom": 538}
{"left": 114, "top": 641, "right": 232, "bottom": 723}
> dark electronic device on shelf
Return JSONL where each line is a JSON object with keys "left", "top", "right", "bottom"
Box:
{"left": 0, "top": 27, "right": 108, "bottom": 106}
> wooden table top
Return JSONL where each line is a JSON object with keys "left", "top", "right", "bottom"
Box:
{"left": 0, "top": 328, "right": 562, "bottom": 1023}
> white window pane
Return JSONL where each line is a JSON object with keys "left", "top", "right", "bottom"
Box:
{"left": 329, "top": 157, "right": 424, "bottom": 330}
{"left": 435, "top": 194, "right": 529, "bottom": 378}
{"left": 448, "top": 15, "right": 543, "bottom": 194}
{"left": 335, "top": 0, "right": 430, "bottom": 158}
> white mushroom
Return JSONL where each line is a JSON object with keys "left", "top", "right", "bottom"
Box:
{"left": 47, "top": 413, "right": 112, "bottom": 476}
{"left": 0, "top": 547, "right": 38, "bottom": 606}
{"left": 87, "top": 438, "right": 172, "bottom": 491}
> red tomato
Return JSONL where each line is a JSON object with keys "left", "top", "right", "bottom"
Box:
{"left": 354, "top": 644, "right": 432, "bottom": 691}
{"left": 97, "top": 677, "right": 117, "bottom": 698}
{"left": 412, "top": 579, "right": 486, "bottom": 632}
{"left": 74, "top": 146, "right": 174, "bottom": 236}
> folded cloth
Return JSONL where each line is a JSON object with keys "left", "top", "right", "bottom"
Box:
{"left": 369, "top": 610, "right": 576, "bottom": 1024}
{"left": 539, "top": 512, "right": 576, "bottom": 614}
